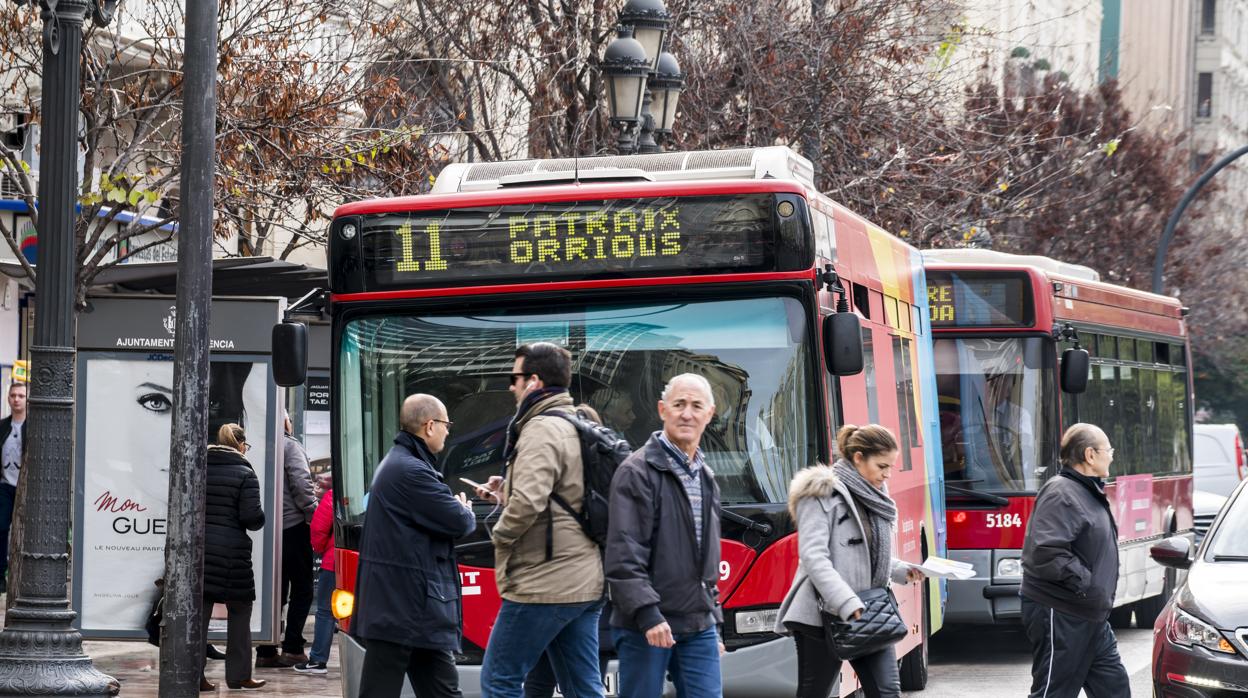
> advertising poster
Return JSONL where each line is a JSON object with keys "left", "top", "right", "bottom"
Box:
{"left": 72, "top": 296, "right": 282, "bottom": 640}
{"left": 78, "top": 358, "right": 270, "bottom": 634}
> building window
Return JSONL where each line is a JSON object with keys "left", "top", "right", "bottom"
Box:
{"left": 1202, "top": 0, "right": 1217, "bottom": 34}
{"left": 1197, "top": 72, "right": 1213, "bottom": 118}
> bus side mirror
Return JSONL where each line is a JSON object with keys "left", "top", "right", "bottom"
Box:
{"left": 272, "top": 322, "right": 308, "bottom": 387}
{"left": 823, "top": 313, "right": 864, "bottom": 376}
{"left": 1060, "top": 348, "right": 1089, "bottom": 394}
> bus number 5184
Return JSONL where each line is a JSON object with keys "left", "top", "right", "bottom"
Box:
{"left": 985, "top": 513, "right": 1023, "bottom": 528}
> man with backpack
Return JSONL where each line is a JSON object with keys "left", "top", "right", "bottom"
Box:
{"left": 477, "top": 343, "right": 611, "bottom": 698}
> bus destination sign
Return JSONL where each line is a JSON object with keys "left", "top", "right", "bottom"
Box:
{"left": 351, "top": 194, "right": 785, "bottom": 287}
{"left": 927, "top": 271, "right": 1032, "bottom": 327}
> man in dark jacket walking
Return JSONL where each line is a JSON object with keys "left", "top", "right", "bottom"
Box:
{"left": 1020, "top": 422, "right": 1129, "bottom": 698}
{"left": 606, "top": 373, "right": 723, "bottom": 698}
{"left": 352, "top": 394, "right": 476, "bottom": 698}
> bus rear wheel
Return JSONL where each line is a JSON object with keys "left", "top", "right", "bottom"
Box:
{"left": 898, "top": 583, "right": 930, "bottom": 690}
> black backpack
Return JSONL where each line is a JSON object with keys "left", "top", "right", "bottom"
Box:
{"left": 543, "top": 411, "right": 632, "bottom": 555}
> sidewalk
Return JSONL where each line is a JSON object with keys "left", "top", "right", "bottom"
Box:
{"left": 85, "top": 639, "right": 344, "bottom": 696}
{"left": 0, "top": 591, "right": 344, "bottom": 696}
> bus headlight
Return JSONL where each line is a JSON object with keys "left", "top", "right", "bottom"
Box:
{"left": 734, "top": 608, "right": 779, "bottom": 634}
{"left": 331, "top": 589, "right": 355, "bottom": 620}
{"left": 996, "top": 558, "right": 1023, "bottom": 579}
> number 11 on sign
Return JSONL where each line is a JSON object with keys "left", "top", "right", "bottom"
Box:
{"left": 396, "top": 221, "right": 449, "bottom": 272}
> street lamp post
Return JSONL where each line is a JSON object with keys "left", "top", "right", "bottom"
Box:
{"left": 602, "top": 0, "right": 684, "bottom": 154}
{"left": 0, "top": 0, "right": 117, "bottom": 693}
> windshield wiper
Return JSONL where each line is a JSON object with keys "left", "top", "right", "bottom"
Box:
{"left": 722, "top": 510, "right": 774, "bottom": 536}
{"left": 1212, "top": 554, "right": 1248, "bottom": 562}
{"left": 946, "top": 485, "right": 1010, "bottom": 507}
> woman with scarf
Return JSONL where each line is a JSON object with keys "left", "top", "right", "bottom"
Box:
{"left": 775, "top": 424, "right": 924, "bottom": 698}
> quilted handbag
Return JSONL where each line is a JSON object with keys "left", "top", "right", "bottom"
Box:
{"left": 820, "top": 587, "right": 907, "bottom": 660}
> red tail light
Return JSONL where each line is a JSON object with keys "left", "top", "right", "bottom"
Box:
{"left": 1237, "top": 433, "right": 1246, "bottom": 481}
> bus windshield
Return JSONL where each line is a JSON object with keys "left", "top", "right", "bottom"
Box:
{"left": 934, "top": 337, "right": 1058, "bottom": 493}
{"left": 337, "top": 295, "right": 819, "bottom": 521}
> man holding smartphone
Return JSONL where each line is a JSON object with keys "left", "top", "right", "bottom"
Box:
{"left": 352, "top": 394, "right": 476, "bottom": 698}
{"left": 477, "top": 343, "right": 605, "bottom": 698}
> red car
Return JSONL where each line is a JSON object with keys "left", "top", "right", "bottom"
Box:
{"left": 1151, "top": 478, "right": 1248, "bottom": 696}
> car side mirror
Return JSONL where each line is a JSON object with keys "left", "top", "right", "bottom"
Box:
{"left": 272, "top": 322, "right": 308, "bottom": 387}
{"left": 1149, "top": 535, "right": 1192, "bottom": 570}
{"left": 823, "top": 313, "right": 864, "bottom": 376}
{"left": 1060, "top": 348, "right": 1089, "bottom": 394}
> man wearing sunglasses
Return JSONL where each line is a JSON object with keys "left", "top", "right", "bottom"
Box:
{"left": 477, "top": 342, "right": 605, "bottom": 698}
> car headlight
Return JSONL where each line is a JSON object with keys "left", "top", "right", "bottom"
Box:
{"left": 1168, "top": 608, "right": 1236, "bottom": 654}
{"left": 996, "top": 558, "right": 1023, "bottom": 579}
{"left": 734, "top": 608, "right": 779, "bottom": 634}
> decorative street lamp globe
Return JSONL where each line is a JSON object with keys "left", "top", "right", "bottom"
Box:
{"left": 602, "top": 32, "right": 650, "bottom": 126}
{"left": 619, "top": 0, "right": 671, "bottom": 71}
{"left": 649, "top": 50, "right": 684, "bottom": 136}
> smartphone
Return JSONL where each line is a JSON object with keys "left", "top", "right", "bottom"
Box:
{"left": 459, "top": 476, "right": 485, "bottom": 490}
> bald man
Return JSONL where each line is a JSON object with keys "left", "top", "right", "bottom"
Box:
{"left": 352, "top": 394, "right": 476, "bottom": 698}
{"left": 1020, "top": 423, "right": 1128, "bottom": 698}
{"left": 606, "top": 374, "right": 724, "bottom": 698}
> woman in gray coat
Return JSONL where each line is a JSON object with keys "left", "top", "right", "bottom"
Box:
{"left": 775, "top": 424, "right": 924, "bottom": 698}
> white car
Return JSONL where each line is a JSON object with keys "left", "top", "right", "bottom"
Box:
{"left": 1194, "top": 423, "right": 1247, "bottom": 498}
{"left": 1193, "top": 489, "right": 1228, "bottom": 547}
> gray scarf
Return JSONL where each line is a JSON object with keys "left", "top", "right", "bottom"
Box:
{"left": 834, "top": 459, "right": 897, "bottom": 588}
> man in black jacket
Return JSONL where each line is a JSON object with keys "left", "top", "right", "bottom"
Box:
{"left": 1020, "top": 423, "right": 1129, "bottom": 698}
{"left": 606, "top": 373, "right": 723, "bottom": 698}
{"left": 352, "top": 394, "right": 476, "bottom": 698}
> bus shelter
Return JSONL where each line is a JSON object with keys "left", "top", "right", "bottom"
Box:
{"left": 70, "top": 294, "right": 285, "bottom": 642}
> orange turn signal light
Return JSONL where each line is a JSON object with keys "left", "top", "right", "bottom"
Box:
{"left": 331, "top": 589, "right": 354, "bottom": 620}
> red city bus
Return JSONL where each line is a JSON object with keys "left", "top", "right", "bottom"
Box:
{"left": 923, "top": 249, "right": 1194, "bottom": 629}
{"left": 313, "top": 147, "right": 946, "bottom": 697}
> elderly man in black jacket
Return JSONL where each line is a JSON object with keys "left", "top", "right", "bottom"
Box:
{"left": 1020, "top": 422, "right": 1129, "bottom": 698}
{"left": 606, "top": 373, "right": 723, "bottom": 698}
{"left": 352, "top": 394, "right": 476, "bottom": 698}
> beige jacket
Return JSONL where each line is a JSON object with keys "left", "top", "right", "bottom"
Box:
{"left": 492, "top": 392, "right": 604, "bottom": 604}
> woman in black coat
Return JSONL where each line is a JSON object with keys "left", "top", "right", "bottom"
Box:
{"left": 201, "top": 423, "right": 266, "bottom": 692}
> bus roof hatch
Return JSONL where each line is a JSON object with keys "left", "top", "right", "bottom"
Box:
{"left": 922, "top": 248, "right": 1101, "bottom": 282}
{"left": 431, "top": 146, "right": 816, "bottom": 193}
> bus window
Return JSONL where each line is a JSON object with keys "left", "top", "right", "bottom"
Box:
{"left": 1119, "top": 337, "right": 1136, "bottom": 362}
{"left": 1137, "top": 339, "right": 1154, "bottom": 364}
{"left": 1171, "top": 344, "right": 1186, "bottom": 366}
{"left": 1119, "top": 365, "right": 1140, "bottom": 473}
{"left": 933, "top": 337, "right": 1057, "bottom": 491}
{"left": 1139, "top": 368, "right": 1159, "bottom": 474}
{"left": 892, "top": 337, "right": 915, "bottom": 471}
{"left": 1101, "top": 335, "right": 1117, "bottom": 359}
{"left": 336, "top": 295, "right": 820, "bottom": 517}
{"left": 863, "top": 329, "right": 880, "bottom": 425}
{"left": 853, "top": 283, "right": 871, "bottom": 319}
{"left": 1157, "top": 370, "right": 1176, "bottom": 473}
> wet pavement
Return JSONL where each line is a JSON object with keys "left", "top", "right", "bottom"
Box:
{"left": 85, "top": 639, "right": 344, "bottom": 696}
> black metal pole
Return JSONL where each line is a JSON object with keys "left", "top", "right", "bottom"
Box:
{"left": 157, "top": 0, "right": 217, "bottom": 692}
{"left": 636, "top": 85, "right": 659, "bottom": 154}
{"left": 1152, "top": 144, "right": 1248, "bottom": 294}
{"left": 0, "top": 0, "right": 116, "bottom": 693}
